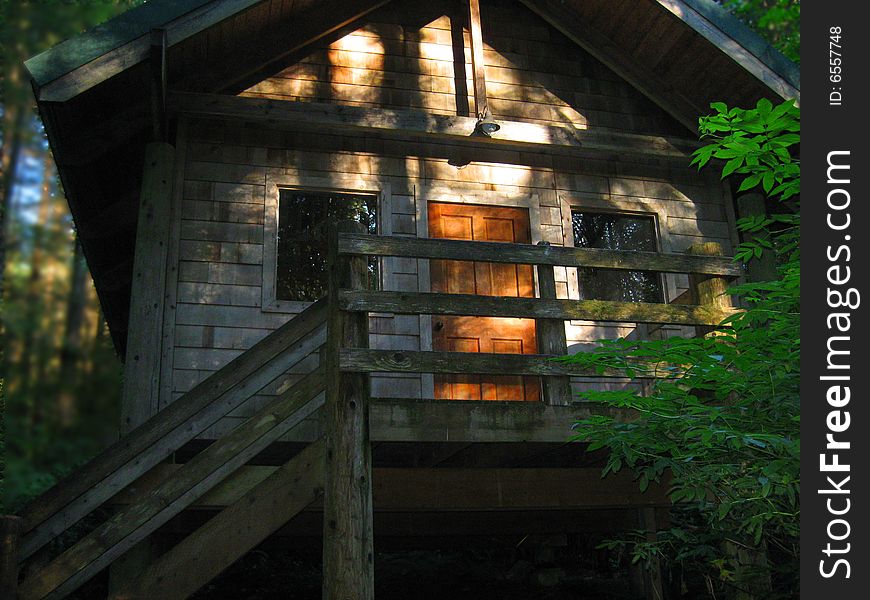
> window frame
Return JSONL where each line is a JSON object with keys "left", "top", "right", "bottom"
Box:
{"left": 559, "top": 194, "right": 669, "bottom": 305}
{"left": 569, "top": 209, "right": 665, "bottom": 304}
{"left": 262, "top": 176, "right": 389, "bottom": 313}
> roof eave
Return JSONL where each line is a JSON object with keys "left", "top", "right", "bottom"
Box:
{"left": 25, "top": 0, "right": 265, "bottom": 103}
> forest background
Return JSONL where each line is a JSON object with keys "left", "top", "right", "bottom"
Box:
{"left": 0, "top": 0, "right": 799, "bottom": 513}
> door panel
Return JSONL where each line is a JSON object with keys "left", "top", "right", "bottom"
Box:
{"left": 428, "top": 202, "right": 540, "bottom": 402}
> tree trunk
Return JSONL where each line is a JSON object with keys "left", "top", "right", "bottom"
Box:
{"left": 0, "top": 107, "right": 25, "bottom": 300}
{"left": 19, "top": 156, "right": 53, "bottom": 423}
{"left": 58, "top": 236, "right": 87, "bottom": 425}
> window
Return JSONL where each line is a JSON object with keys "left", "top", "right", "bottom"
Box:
{"left": 275, "top": 190, "right": 378, "bottom": 301}
{"left": 571, "top": 211, "right": 663, "bottom": 303}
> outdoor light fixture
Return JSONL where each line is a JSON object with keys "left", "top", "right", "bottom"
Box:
{"left": 448, "top": 106, "right": 499, "bottom": 169}
{"left": 475, "top": 106, "right": 500, "bottom": 136}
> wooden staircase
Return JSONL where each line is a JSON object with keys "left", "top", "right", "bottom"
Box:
{"left": 13, "top": 298, "right": 328, "bottom": 600}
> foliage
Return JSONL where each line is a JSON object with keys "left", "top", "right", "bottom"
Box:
{"left": 563, "top": 100, "right": 799, "bottom": 598}
{"left": 2, "top": 0, "right": 139, "bottom": 511}
{"left": 691, "top": 98, "right": 799, "bottom": 265}
{"left": 721, "top": 0, "right": 800, "bottom": 62}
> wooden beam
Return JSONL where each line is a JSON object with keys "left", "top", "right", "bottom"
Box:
{"left": 182, "top": 508, "right": 661, "bottom": 538}
{"left": 519, "top": 0, "right": 703, "bottom": 132}
{"left": 687, "top": 242, "right": 732, "bottom": 309}
{"left": 104, "top": 403, "right": 628, "bottom": 463}
{"left": 372, "top": 467, "right": 670, "bottom": 510}
{"left": 634, "top": 507, "right": 666, "bottom": 600}
{"left": 341, "top": 349, "right": 648, "bottom": 378}
{"left": 18, "top": 369, "right": 326, "bottom": 600}
{"left": 535, "top": 245, "right": 573, "bottom": 405}
{"left": 121, "top": 142, "right": 175, "bottom": 433}
{"left": 339, "top": 290, "right": 735, "bottom": 326}
{"left": 0, "top": 516, "right": 23, "bottom": 600}
{"left": 323, "top": 222, "right": 374, "bottom": 600}
{"left": 338, "top": 233, "right": 742, "bottom": 276}
{"left": 687, "top": 242, "right": 732, "bottom": 337}
{"left": 110, "top": 440, "right": 326, "bottom": 600}
{"left": 112, "top": 464, "right": 669, "bottom": 511}
{"left": 169, "top": 92, "right": 702, "bottom": 161}
{"left": 19, "top": 299, "right": 326, "bottom": 561}
{"left": 369, "top": 398, "right": 632, "bottom": 444}
{"left": 467, "top": 0, "right": 488, "bottom": 118}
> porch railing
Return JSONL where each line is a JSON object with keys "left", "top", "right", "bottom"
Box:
{"left": 333, "top": 226, "right": 741, "bottom": 406}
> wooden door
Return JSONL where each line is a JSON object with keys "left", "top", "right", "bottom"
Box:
{"left": 428, "top": 202, "right": 541, "bottom": 401}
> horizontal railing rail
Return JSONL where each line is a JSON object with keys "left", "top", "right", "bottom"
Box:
{"left": 338, "top": 289, "right": 735, "bottom": 326}
{"left": 338, "top": 232, "right": 743, "bottom": 276}
{"left": 340, "top": 348, "right": 658, "bottom": 379}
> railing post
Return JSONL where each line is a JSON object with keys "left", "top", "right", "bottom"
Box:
{"left": 686, "top": 242, "right": 732, "bottom": 336}
{"left": 323, "top": 221, "right": 374, "bottom": 600}
{"left": 1, "top": 515, "right": 23, "bottom": 599}
{"left": 535, "top": 242, "right": 572, "bottom": 405}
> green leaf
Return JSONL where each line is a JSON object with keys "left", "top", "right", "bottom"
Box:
{"left": 737, "top": 173, "right": 762, "bottom": 193}
{"left": 721, "top": 157, "right": 742, "bottom": 177}
{"left": 762, "top": 170, "right": 775, "bottom": 193}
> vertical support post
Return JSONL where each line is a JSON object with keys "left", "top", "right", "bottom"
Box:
{"left": 736, "top": 192, "right": 777, "bottom": 282}
{"left": 467, "top": 0, "right": 488, "bottom": 118}
{"left": 628, "top": 508, "right": 665, "bottom": 600}
{"left": 121, "top": 142, "right": 175, "bottom": 433}
{"left": 323, "top": 221, "right": 374, "bottom": 600}
{"left": 1, "top": 516, "right": 23, "bottom": 599}
{"left": 536, "top": 242, "right": 572, "bottom": 405}
{"left": 724, "top": 539, "right": 772, "bottom": 600}
{"left": 686, "top": 242, "right": 732, "bottom": 336}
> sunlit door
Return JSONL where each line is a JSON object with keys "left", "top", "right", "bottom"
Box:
{"left": 428, "top": 202, "right": 540, "bottom": 401}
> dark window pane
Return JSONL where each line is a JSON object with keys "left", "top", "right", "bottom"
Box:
{"left": 276, "top": 191, "right": 378, "bottom": 301}
{"left": 571, "top": 212, "right": 663, "bottom": 303}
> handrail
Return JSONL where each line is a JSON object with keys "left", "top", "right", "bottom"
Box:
{"left": 338, "top": 290, "right": 736, "bottom": 326}
{"left": 20, "top": 369, "right": 327, "bottom": 600}
{"left": 340, "top": 348, "right": 655, "bottom": 379}
{"left": 19, "top": 297, "right": 328, "bottom": 562}
{"left": 337, "top": 232, "right": 742, "bottom": 276}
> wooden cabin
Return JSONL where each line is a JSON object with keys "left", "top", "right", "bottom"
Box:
{"left": 7, "top": 0, "right": 799, "bottom": 598}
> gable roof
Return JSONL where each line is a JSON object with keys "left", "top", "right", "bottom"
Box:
{"left": 27, "top": 0, "right": 799, "bottom": 106}
{"left": 25, "top": 0, "right": 799, "bottom": 355}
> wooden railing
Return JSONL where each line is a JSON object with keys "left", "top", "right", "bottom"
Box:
{"left": 335, "top": 229, "right": 740, "bottom": 405}
{"left": 314, "top": 223, "right": 740, "bottom": 597}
